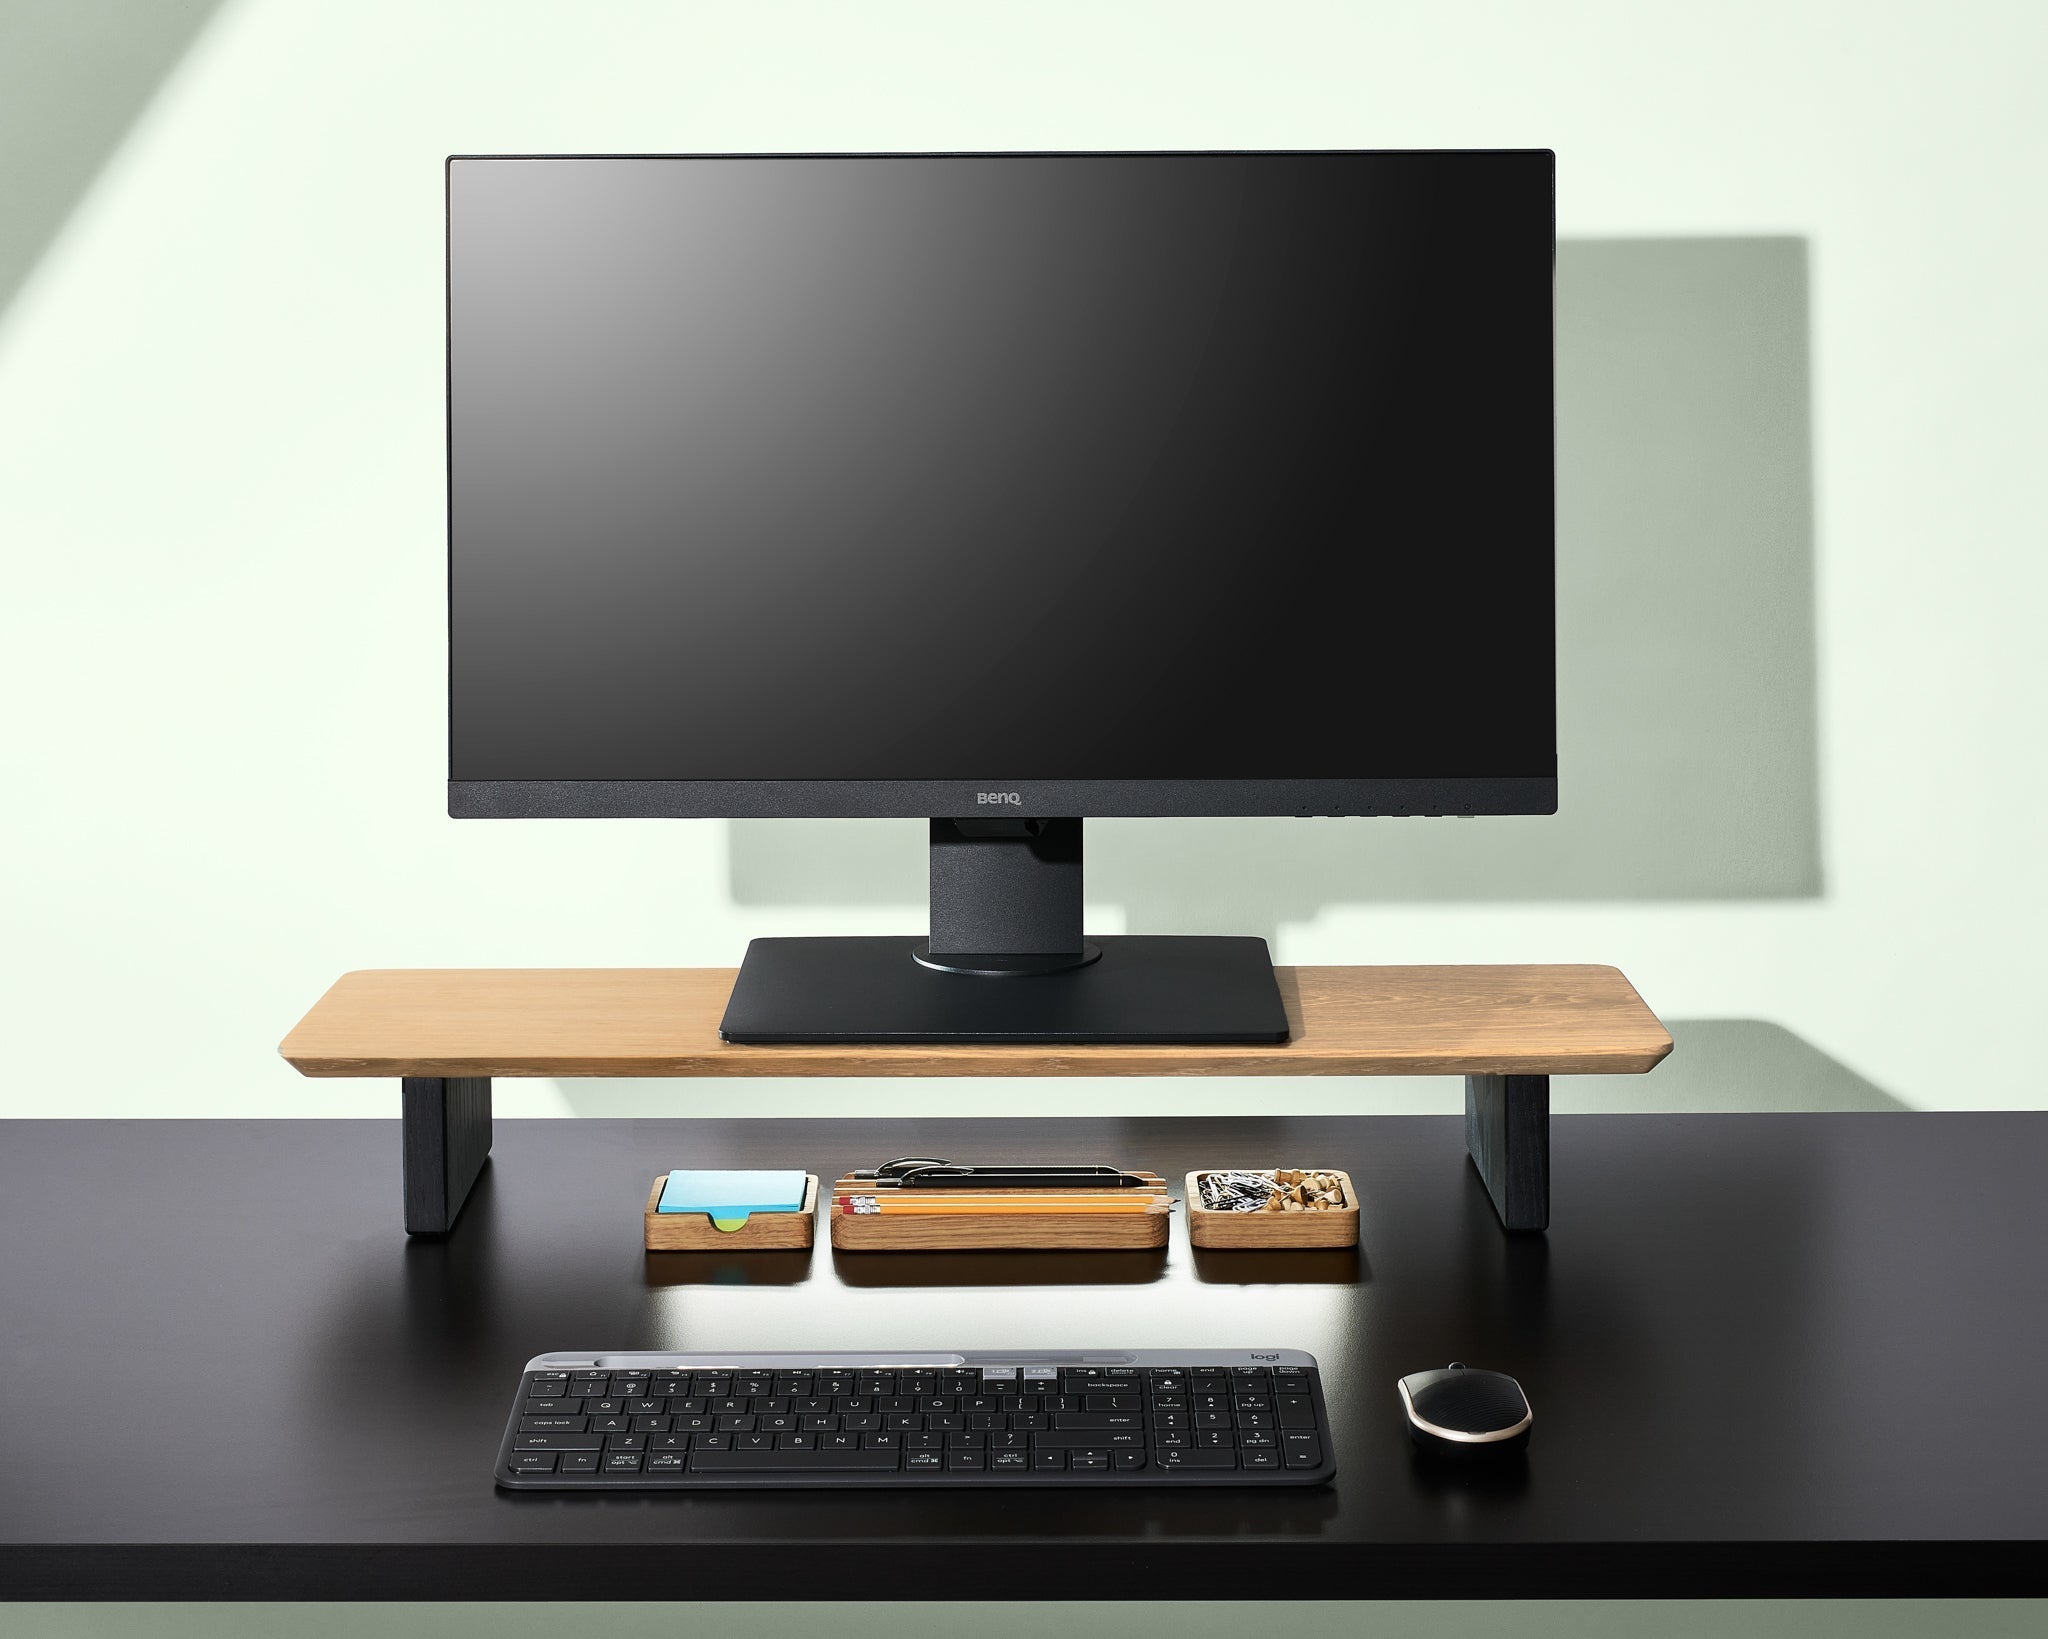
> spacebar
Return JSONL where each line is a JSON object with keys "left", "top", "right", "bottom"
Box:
{"left": 690, "top": 1449, "right": 902, "bottom": 1472}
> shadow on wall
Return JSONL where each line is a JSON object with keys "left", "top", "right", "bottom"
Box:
{"left": 1558, "top": 1019, "right": 1904, "bottom": 1114}
{"left": 729, "top": 237, "right": 1823, "bottom": 939}
{"left": 0, "top": 0, "right": 225, "bottom": 316}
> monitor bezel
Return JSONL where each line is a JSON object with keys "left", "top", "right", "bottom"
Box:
{"left": 445, "top": 149, "right": 1557, "bottom": 823}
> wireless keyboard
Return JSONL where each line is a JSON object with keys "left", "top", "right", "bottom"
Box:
{"left": 496, "top": 1350, "right": 1335, "bottom": 1488}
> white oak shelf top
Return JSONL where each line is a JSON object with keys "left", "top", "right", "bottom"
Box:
{"left": 279, "top": 965, "right": 1672, "bottom": 1079}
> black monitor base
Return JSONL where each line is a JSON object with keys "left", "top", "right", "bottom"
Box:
{"left": 719, "top": 935, "right": 1289, "bottom": 1045}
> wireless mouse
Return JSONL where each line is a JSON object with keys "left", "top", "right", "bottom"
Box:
{"left": 1398, "top": 1362, "right": 1532, "bottom": 1453}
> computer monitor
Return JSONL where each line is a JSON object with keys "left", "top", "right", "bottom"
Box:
{"left": 446, "top": 149, "right": 1555, "bottom": 1044}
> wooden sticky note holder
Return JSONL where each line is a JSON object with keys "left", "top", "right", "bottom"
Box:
{"left": 829, "top": 1171, "right": 1173, "bottom": 1251}
{"left": 1184, "top": 1169, "right": 1359, "bottom": 1249}
{"left": 644, "top": 1174, "right": 818, "bottom": 1251}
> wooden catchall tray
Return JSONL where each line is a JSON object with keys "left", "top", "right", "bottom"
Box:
{"left": 828, "top": 1171, "right": 1173, "bottom": 1251}
{"left": 1185, "top": 1169, "right": 1359, "bottom": 1249}
{"left": 644, "top": 1174, "right": 818, "bottom": 1251}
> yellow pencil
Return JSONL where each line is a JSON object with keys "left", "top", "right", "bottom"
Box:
{"left": 836, "top": 1195, "right": 1161, "bottom": 1215}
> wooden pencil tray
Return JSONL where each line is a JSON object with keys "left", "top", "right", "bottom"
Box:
{"left": 829, "top": 1171, "right": 1173, "bottom": 1251}
{"left": 644, "top": 1174, "right": 818, "bottom": 1251}
{"left": 1185, "top": 1169, "right": 1359, "bottom": 1249}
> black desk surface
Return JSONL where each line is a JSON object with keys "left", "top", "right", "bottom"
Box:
{"left": 3, "top": 1113, "right": 2044, "bottom": 1600}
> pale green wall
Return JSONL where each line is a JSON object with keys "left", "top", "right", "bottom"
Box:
{"left": 1, "top": 0, "right": 2044, "bottom": 1632}
{"left": 4, "top": 0, "right": 2046, "bottom": 1123}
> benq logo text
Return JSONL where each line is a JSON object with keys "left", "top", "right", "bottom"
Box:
{"left": 976, "top": 792, "right": 1023, "bottom": 805}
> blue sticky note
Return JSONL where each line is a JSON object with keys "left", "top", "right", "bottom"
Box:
{"left": 657, "top": 1170, "right": 807, "bottom": 1228}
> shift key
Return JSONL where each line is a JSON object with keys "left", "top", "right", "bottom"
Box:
{"left": 1032, "top": 1430, "right": 1145, "bottom": 1448}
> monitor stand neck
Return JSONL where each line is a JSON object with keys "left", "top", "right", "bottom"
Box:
{"left": 913, "top": 818, "right": 1103, "bottom": 977}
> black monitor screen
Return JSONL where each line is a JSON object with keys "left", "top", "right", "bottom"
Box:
{"left": 448, "top": 151, "right": 1553, "bottom": 785}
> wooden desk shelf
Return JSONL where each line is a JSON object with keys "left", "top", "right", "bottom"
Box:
{"left": 280, "top": 964, "right": 1671, "bottom": 1235}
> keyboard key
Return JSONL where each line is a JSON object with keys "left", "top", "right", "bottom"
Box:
{"left": 905, "top": 1450, "right": 944, "bottom": 1470}
{"left": 519, "top": 1416, "right": 586, "bottom": 1431}
{"left": 645, "top": 1452, "right": 686, "bottom": 1472}
{"left": 1068, "top": 1451, "right": 1111, "bottom": 1471}
{"left": 1242, "top": 1450, "right": 1280, "bottom": 1469}
{"left": 560, "top": 1451, "right": 601, "bottom": 1473}
{"left": 510, "top": 1452, "right": 557, "bottom": 1473}
{"left": 990, "top": 1450, "right": 1029, "bottom": 1469}
{"left": 603, "top": 1452, "right": 642, "bottom": 1472}
{"left": 1051, "top": 1413, "right": 1144, "bottom": 1430}
{"left": 692, "top": 1448, "right": 903, "bottom": 1473}
{"left": 1113, "top": 1449, "right": 1147, "bottom": 1469}
{"left": 947, "top": 1451, "right": 986, "bottom": 1470}
{"left": 1032, "top": 1449, "right": 1067, "bottom": 1470}
{"left": 1084, "top": 1395, "right": 1145, "bottom": 1411}
{"left": 511, "top": 1432, "right": 603, "bottom": 1451}
{"left": 1032, "top": 1430, "right": 1144, "bottom": 1448}
{"left": 1282, "top": 1432, "right": 1323, "bottom": 1468}
{"left": 1278, "top": 1396, "right": 1317, "bottom": 1427}
{"left": 1159, "top": 1449, "right": 1237, "bottom": 1468}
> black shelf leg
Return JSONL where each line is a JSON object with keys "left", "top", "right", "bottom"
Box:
{"left": 402, "top": 1076, "right": 492, "bottom": 1235}
{"left": 1465, "top": 1073, "right": 1549, "bottom": 1231}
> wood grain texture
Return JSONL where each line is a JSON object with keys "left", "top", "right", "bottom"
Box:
{"left": 643, "top": 1174, "right": 817, "bottom": 1251}
{"left": 1184, "top": 1169, "right": 1360, "bottom": 1249}
{"left": 829, "top": 1171, "right": 1171, "bottom": 1251}
{"left": 279, "top": 965, "right": 1673, "bottom": 1080}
